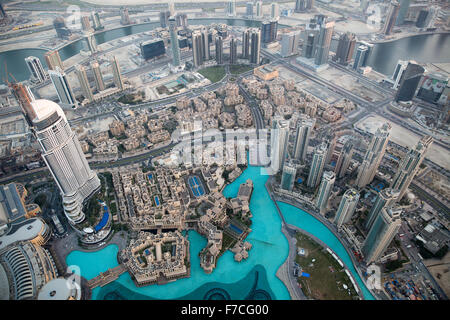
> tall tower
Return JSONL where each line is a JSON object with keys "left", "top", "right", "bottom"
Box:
{"left": 44, "top": 50, "right": 63, "bottom": 71}
{"left": 394, "top": 62, "right": 425, "bottom": 102}
{"left": 295, "top": 0, "right": 307, "bottom": 13}
{"left": 11, "top": 83, "right": 36, "bottom": 126}
{"left": 336, "top": 140, "right": 354, "bottom": 178}
{"left": 30, "top": 99, "right": 101, "bottom": 224}
{"left": 353, "top": 45, "right": 368, "bottom": 71}
{"left": 159, "top": 10, "right": 171, "bottom": 28}
{"left": 270, "top": 116, "right": 290, "bottom": 174}
{"left": 293, "top": 114, "right": 315, "bottom": 162}
{"left": 307, "top": 142, "right": 328, "bottom": 188}
{"left": 81, "top": 15, "right": 92, "bottom": 32}
{"left": 280, "top": 31, "right": 300, "bottom": 57}
{"left": 120, "top": 7, "right": 131, "bottom": 25}
{"left": 75, "top": 65, "right": 93, "bottom": 103}
{"left": 334, "top": 188, "right": 360, "bottom": 228}
{"left": 333, "top": 32, "right": 356, "bottom": 66}
{"left": 249, "top": 28, "right": 261, "bottom": 64}
{"left": 227, "top": 0, "right": 236, "bottom": 16}
{"left": 169, "top": 16, "right": 181, "bottom": 67}
{"left": 316, "top": 171, "right": 335, "bottom": 214}
{"left": 91, "top": 61, "right": 105, "bottom": 92}
{"left": 261, "top": 19, "right": 278, "bottom": 44}
{"left": 110, "top": 56, "right": 124, "bottom": 91}
{"left": 91, "top": 11, "right": 103, "bottom": 30}
{"left": 230, "top": 37, "right": 238, "bottom": 64}
{"left": 25, "top": 56, "right": 47, "bottom": 83}
{"left": 192, "top": 30, "right": 204, "bottom": 67}
{"left": 281, "top": 162, "right": 297, "bottom": 191}
{"left": 85, "top": 34, "right": 98, "bottom": 53}
{"left": 395, "top": 0, "right": 411, "bottom": 26}
{"left": 355, "top": 123, "right": 391, "bottom": 188}
{"left": 391, "top": 135, "right": 433, "bottom": 199}
{"left": 315, "top": 20, "right": 334, "bottom": 65}
{"left": 215, "top": 36, "right": 224, "bottom": 64}
{"left": 302, "top": 17, "right": 320, "bottom": 59}
{"left": 365, "top": 188, "right": 400, "bottom": 230}
{"left": 201, "top": 27, "right": 210, "bottom": 61}
{"left": 242, "top": 29, "right": 251, "bottom": 59}
{"left": 48, "top": 67, "right": 77, "bottom": 109}
{"left": 362, "top": 207, "right": 402, "bottom": 264}
{"left": 256, "top": 1, "right": 263, "bottom": 18}
{"left": 382, "top": 1, "right": 400, "bottom": 35}
{"left": 271, "top": 3, "right": 279, "bottom": 20}
{"left": 246, "top": 2, "right": 254, "bottom": 18}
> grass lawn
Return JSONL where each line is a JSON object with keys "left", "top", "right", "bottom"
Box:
{"left": 198, "top": 66, "right": 226, "bottom": 83}
{"left": 295, "top": 232, "right": 359, "bottom": 300}
{"left": 230, "top": 64, "right": 254, "bottom": 75}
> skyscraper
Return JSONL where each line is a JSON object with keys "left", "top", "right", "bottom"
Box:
{"left": 307, "top": 142, "right": 328, "bottom": 188}
{"left": 261, "top": 19, "right": 278, "bottom": 44}
{"left": 30, "top": 99, "right": 101, "bottom": 224}
{"left": 81, "top": 15, "right": 92, "bottom": 32}
{"left": 281, "top": 162, "right": 297, "bottom": 191}
{"left": 192, "top": 30, "right": 204, "bottom": 67}
{"left": 353, "top": 45, "right": 368, "bottom": 71}
{"left": 169, "top": 1, "right": 175, "bottom": 16}
{"left": 302, "top": 17, "right": 320, "bottom": 59}
{"left": 242, "top": 29, "right": 251, "bottom": 59}
{"left": 280, "top": 31, "right": 301, "bottom": 57}
{"left": 365, "top": 188, "right": 400, "bottom": 230}
{"left": 91, "top": 11, "right": 103, "bottom": 30}
{"left": 362, "top": 207, "right": 402, "bottom": 264}
{"left": 53, "top": 16, "right": 72, "bottom": 39}
{"left": 256, "top": 1, "right": 263, "bottom": 18}
{"left": 359, "top": 41, "right": 374, "bottom": 67}
{"left": 334, "top": 188, "right": 360, "bottom": 228}
{"left": 201, "top": 28, "right": 210, "bottom": 61}
{"left": 25, "top": 56, "right": 47, "bottom": 83}
{"left": 215, "top": 36, "right": 224, "bottom": 64}
{"left": 394, "top": 61, "right": 425, "bottom": 102}
{"left": 249, "top": 28, "right": 261, "bottom": 64}
{"left": 175, "top": 13, "right": 188, "bottom": 29}
{"left": 336, "top": 140, "right": 354, "bottom": 178}
{"left": 227, "top": 0, "right": 236, "bottom": 17}
{"left": 44, "top": 50, "right": 63, "bottom": 71}
{"left": 333, "top": 32, "right": 356, "bottom": 66}
{"left": 246, "top": 2, "right": 254, "bottom": 17}
{"left": 120, "top": 7, "right": 131, "bottom": 25}
{"left": 295, "top": 0, "right": 307, "bottom": 13}
{"left": 230, "top": 37, "right": 238, "bottom": 64}
{"left": 316, "top": 171, "right": 335, "bottom": 214}
{"left": 11, "top": 82, "right": 36, "bottom": 126}
{"left": 271, "top": 3, "right": 279, "bottom": 19}
{"left": 110, "top": 56, "right": 124, "bottom": 91}
{"left": 159, "top": 10, "right": 171, "bottom": 28}
{"left": 391, "top": 135, "right": 433, "bottom": 199}
{"left": 91, "top": 61, "right": 105, "bottom": 92}
{"left": 293, "top": 114, "right": 315, "bottom": 162}
{"left": 270, "top": 116, "right": 290, "bottom": 174}
{"left": 169, "top": 16, "right": 181, "bottom": 67}
{"left": 85, "top": 34, "right": 98, "bottom": 53}
{"left": 75, "top": 65, "right": 93, "bottom": 103}
{"left": 315, "top": 20, "right": 335, "bottom": 65}
{"left": 382, "top": 1, "right": 400, "bottom": 35}
{"left": 306, "top": 0, "right": 315, "bottom": 10}
{"left": 48, "top": 67, "right": 77, "bottom": 109}
{"left": 395, "top": 0, "right": 411, "bottom": 26}
{"left": 355, "top": 123, "right": 391, "bottom": 188}
{"left": 391, "top": 59, "right": 409, "bottom": 89}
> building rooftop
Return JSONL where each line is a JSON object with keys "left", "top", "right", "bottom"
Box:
{"left": 0, "top": 183, "right": 27, "bottom": 226}
{"left": 0, "top": 218, "right": 46, "bottom": 250}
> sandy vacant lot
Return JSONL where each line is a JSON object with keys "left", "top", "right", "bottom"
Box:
{"left": 424, "top": 253, "right": 450, "bottom": 299}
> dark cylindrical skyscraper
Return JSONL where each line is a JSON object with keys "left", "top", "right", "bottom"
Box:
{"left": 395, "top": 62, "right": 425, "bottom": 102}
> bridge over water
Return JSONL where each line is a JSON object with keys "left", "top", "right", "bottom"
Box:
{"left": 87, "top": 264, "right": 127, "bottom": 289}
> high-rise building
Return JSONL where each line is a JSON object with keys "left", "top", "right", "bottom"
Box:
{"left": 395, "top": 0, "right": 411, "bottom": 26}
{"left": 280, "top": 31, "right": 301, "bottom": 57}
{"left": 201, "top": 28, "right": 210, "bottom": 61}
{"left": 168, "top": 16, "right": 181, "bottom": 67}
{"left": 336, "top": 140, "right": 354, "bottom": 178}
{"left": 293, "top": 114, "right": 315, "bottom": 162}
{"left": 159, "top": 10, "right": 171, "bottom": 28}
{"left": 91, "top": 11, "right": 103, "bottom": 30}
{"left": 359, "top": 41, "right": 374, "bottom": 67}
{"left": 215, "top": 36, "right": 224, "bottom": 64}
{"left": 30, "top": 99, "right": 100, "bottom": 223}
{"left": 120, "top": 7, "right": 131, "bottom": 25}
{"left": 391, "top": 59, "right": 409, "bottom": 89}
{"left": 192, "top": 30, "right": 204, "bottom": 67}
{"left": 315, "top": 20, "right": 334, "bottom": 65}
{"left": 85, "top": 34, "right": 98, "bottom": 53}
{"left": 230, "top": 37, "right": 238, "bottom": 64}
{"left": 242, "top": 29, "right": 251, "bottom": 59}
{"left": 53, "top": 16, "right": 72, "bottom": 39}
{"left": 395, "top": 61, "right": 425, "bottom": 102}
{"left": 281, "top": 162, "right": 297, "bottom": 191}
{"left": 175, "top": 13, "right": 188, "bottom": 29}
{"left": 355, "top": 123, "right": 391, "bottom": 188}
{"left": 91, "top": 61, "right": 105, "bottom": 92}
{"left": 25, "top": 56, "right": 47, "bottom": 83}
{"left": 382, "top": 1, "right": 400, "bottom": 35}
{"left": 261, "top": 19, "right": 278, "bottom": 44}
{"left": 48, "top": 67, "right": 77, "bottom": 109}
{"left": 75, "top": 65, "right": 93, "bottom": 103}
{"left": 365, "top": 188, "right": 400, "bottom": 230}
{"left": 353, "top": 45, "right": 368, "bottom": 70}
{"left": 81, "top": 15, "right": 92, "bottom": 32}
{"left": 307, "top": 142, "right": 328, "bottom": 188}
{"left": 295, "top": 0, "right": 307, "bottom": 13}
{"left": 316, "top": 171, "right": 335, "bottom": 214}
{"left": 307, "top": 0, "right": 315, "bottom": 10}
{"left": 246, "top": 2, "right": 254, "bottom": 17}
{"left": 271, "top": 3, "right": 279, "bottom": 19}
{"left": 0, "top": 3, "right": 7, "bottom": 19}
{"left": 302, "top": 17, "right": 321, "bottom": 59}
{"left": 44, "top": 50, "right": 64, "bottom": 71}
{"left": 391, "top": 135, "right": 433, "bottom": 199}
{"left": 140, "top": 38, "right": 166, "bottom": 60}
{"left": 270, "top": 116, "right": 290, "bottom": 174}
{"left": 227, "top": 0, "right": 236, "bottom": 17}
{"left": 168, "top": 1, "right": 175, "bottom": 16}
{"left": 11, "top": 82, "right": 36, "bottom": 125}
{"left": 110, "top": 56, "right": 124, "bottom": 91}
{"left": 416, "top": 73, "right": 449, "bottom": 104}
{"left": 333, "top": 32, "right": 356, "bottom": 66}
{"left": 362, "top": 207, "right": 402, "bottom": 264}
{"left": 256, "top": 1, "right": 263, "bottom": 18}
{"left": 334, "top": 188, "right": 360, "bottom": 228}
{"left": 249, "top": 28, "right": 261, "bottom": 64}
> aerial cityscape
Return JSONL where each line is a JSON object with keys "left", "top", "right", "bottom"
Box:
{"left": 0, "top": 0, "right": 449, "bottom": 303}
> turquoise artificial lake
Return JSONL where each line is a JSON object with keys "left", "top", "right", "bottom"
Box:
{"left": 65, "top": 162, "right": 375, "bottom": 300}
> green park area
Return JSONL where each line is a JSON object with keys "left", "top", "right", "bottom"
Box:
{"left": 230, "top": 64, "right": 254, "bottom": 75}
{"left": 295, "top": 232, "right": 359, "bottom": 300}
{"left": 198, "top": 66, "right": 226, "bottom": 83}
